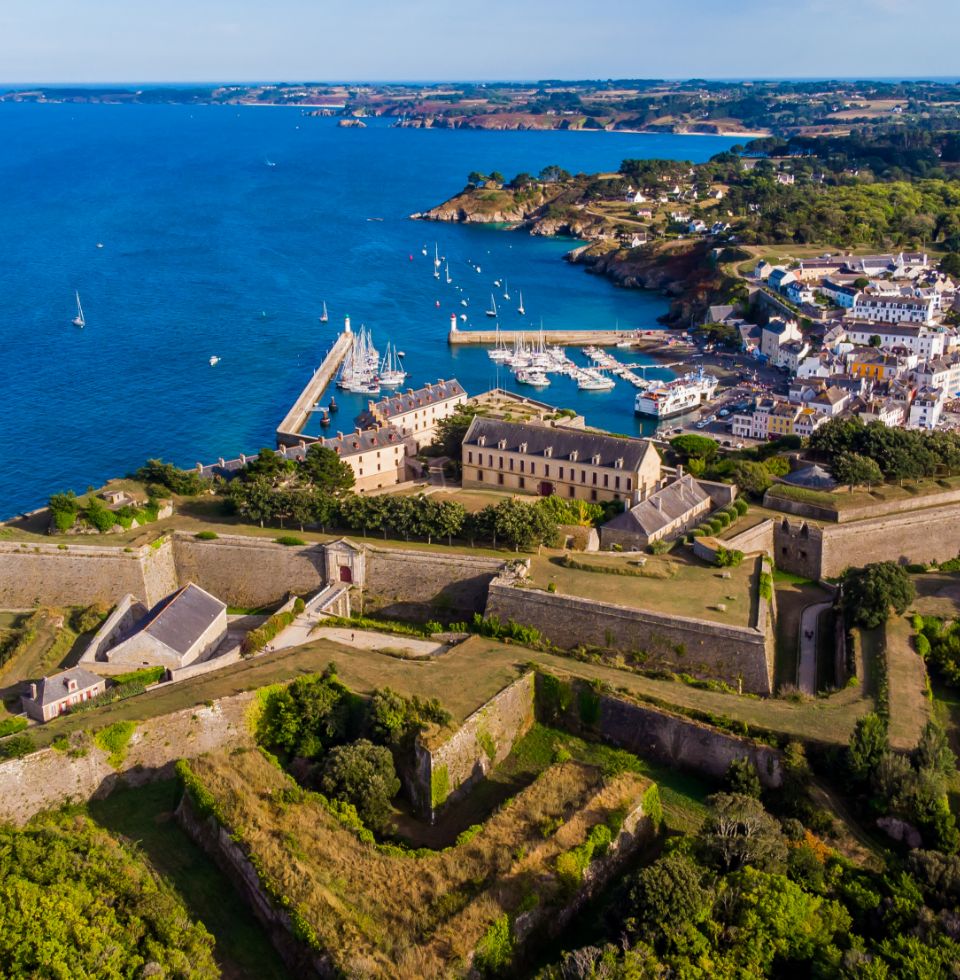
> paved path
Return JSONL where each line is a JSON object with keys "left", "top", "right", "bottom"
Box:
{"left": 269, "top": 621, "right": 445, "bottom": 658}
{"left": 797, "top": 600, "right": 832, "bottom": 694}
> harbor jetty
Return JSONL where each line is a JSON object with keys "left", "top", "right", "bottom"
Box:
{"left": 276, "top": 322, "right": 353, "bottom": 447}
{"left": 447, "top": 315, "right": 668, "bottom": 348}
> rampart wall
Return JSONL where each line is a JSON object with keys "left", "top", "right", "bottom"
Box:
{"left": 541, "top": 674, "right": 783, "bottom": 787}
{"left": 170, "top": 533, "right": 328, "bottom": 607}
{"left": 485, "top": 576, "right": 774, "bottom": 694}
{"left": 0, "top": 537, "right": 176, "bottom": 609}
{"left": 361, "top": 545, "right": 503, "bottom": 620}
{"left": 0, "top": 692, "right": 254, "bottom": 825}
{"left": 412, "top": 672, "right": 535, "bottom": 816}
{"left": 766, "top": 484, "right": 960, "bottom": 525}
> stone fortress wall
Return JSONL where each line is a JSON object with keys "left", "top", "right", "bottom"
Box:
{"left": 485, "top": 572, "right": 775, "bottom": 695}
{"left": 411, "top": 672, "right": 535, "bottom": 816}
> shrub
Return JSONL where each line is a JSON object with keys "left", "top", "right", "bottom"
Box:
{"left": 758, "top": 571, "right": 773, "bottom": 600}
{"left": 474, "top": 914, "right": 514, "bottom": 976}
{"left": 242, "top": 609, "right": 298, "bottom": 655}
{"left": 915, "top": 632, "right": 931, "bottom": 658}
{"left": 94, "top": 722, "right": 136, "bottom": 768}
{"left": 716, "top": 547, "right": 744, "bottom": 568}
{"left": 275, "top": 535, "right": 306, "bottom": 547}
{"left": 0, "top": 717, "right": 28, "bottom": 738}
{"left": 111, "top": 666, "right": 166, "bottom": 687}
{"left": 293, "top": 597, "right": 306, "bottom": 614}
{"left": 733, "top": 497, "right": 749, "bottom": 516}
{"left": 0, "top": 734, "right": 35, "bottom": 759}
{"left": 194, "top": 530, "right": 219, "bottom": 540}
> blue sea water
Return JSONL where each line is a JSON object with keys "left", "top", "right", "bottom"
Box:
{"left": 0, "top": 105, "right": 736, "bottom": 515}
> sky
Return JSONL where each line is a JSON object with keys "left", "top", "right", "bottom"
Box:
{"left": 0, "top": 0, "right": 956, "bottom": 85}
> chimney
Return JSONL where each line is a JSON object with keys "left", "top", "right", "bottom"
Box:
{"left": 677, "top": 464, "right": 684, "bottom": 480}
{"left": 29, "top": 682, "right": 37, "bottom": 700}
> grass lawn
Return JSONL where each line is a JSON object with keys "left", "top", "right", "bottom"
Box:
{"left": 767, "top": 474, "right": 960, "bottom": 518}
{"left": 88, "top": 780, "right": 291, "bottom": 980}
{"left": 932, "top": 682, "right": 960, "bottom": 817}
{"left": 526, "top": 551, "right": 759, "bottom": 628}
{"left": 908, "top": 572, "right": 960, "bottom": 620}
{"left": 884, "top": 615, "right": 932, "bottom": 751}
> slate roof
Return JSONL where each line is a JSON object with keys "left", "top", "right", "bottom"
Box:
{"left": 603, "top": 474, "right": 710, "bottom": 537}
{"left": 29, "top": 668, "right": 104, "bottom": 707}
{"left": 783, "top": 465, "right": 837, "bottom": 490}
{"left": 361, "top": 379, "right": 466, "bottom": 423}
{"left": 464, "top": 417, "right": 658, "bottom": 471}
{"left": 139, "top": 583, "right": 226, "bottom": 657}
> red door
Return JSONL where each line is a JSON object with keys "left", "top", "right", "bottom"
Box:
{"left": 339, "top": 565, "right": 353, "bottom": 583}
{"left": 539, "top": 481, "right": 554, "bottom": 497}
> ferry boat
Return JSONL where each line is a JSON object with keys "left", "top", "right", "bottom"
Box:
{"left": 634, "top": 369, "right": 719, "bottom": 419}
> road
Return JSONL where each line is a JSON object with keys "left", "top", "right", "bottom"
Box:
{"left": 798, "top": 600, "right": 832, "bottom": 694}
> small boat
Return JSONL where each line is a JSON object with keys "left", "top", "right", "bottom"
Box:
{"left": 265, "top": 159, "right": 277, "bottom": 168}
{"left": 421, "top": 245, "right": 428, "bottom": 256}
{"left": 476, "top": 265, "right": 482, "bottom": 273}
{"left": 516, "top": 368, "right": 550, "bottom": 387}
{"left": 517, "top": 289, "right": 525, "bottom": 315}
{"left": 72, "top": 291, "right": 85, "bottom": 329}
{"left": 503, "top": 280, "right": 510, "bottom": 300}
{"left": 433, "top": 243, "right": 441, "bottom": 270}
{"left": 486, "top": 294, "right": 498, "bottom": 318}
{"left": 96, "top": 242, "right": 104, "bottom": 249}
{"left": 494, "top": 279, "right": 501, "bottom": 287}
{"left": 445, "top": 261, "right": 452, "bottom": 284}
{"left": 461, "top": 298, "right": 468, "bottom": 307}
{"left": 209, "top": 355, "right": 220, "bottom": 366}
{"left": 319, "top": 301, "right": 329, "bottom": 323}
{"left": 435, "top": 300, "right": 441, "bottom": 308}
{"left": 460, "top": 313, "right": 467, "bottom": 322}
{"left": 578, "top": 370, "right": 615, "bottom": 391}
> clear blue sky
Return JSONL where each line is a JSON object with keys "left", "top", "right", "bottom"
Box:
{"left": 1, "top": 0, "right": 955, "bottom": 84}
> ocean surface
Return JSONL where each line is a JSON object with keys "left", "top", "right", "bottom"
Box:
{"left": 0, "top": 105, "right": 737, "bottom": 515}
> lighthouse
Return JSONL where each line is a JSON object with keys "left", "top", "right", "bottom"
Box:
{"left": 449, "top": 313, "right": 458, "bottom": 335}
{"left": 343, "top": 315, "right": 352, "bottom": 335}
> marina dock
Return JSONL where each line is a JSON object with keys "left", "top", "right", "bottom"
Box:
{"left": 276, "top": 329, "right": 353, "bottom": 446}
{"left": 448, "top": 326, "right": 666, "bottom": 347}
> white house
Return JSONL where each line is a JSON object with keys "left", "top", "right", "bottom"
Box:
{"left": 909, "top": 388, "right": 945, "bottom": 430}
{"left": 851, "top": 293, "right": 936, "bottom": 325}
{"left": 776, "top": 340, "right": 811, "bottom": 373}
{"left": 843, "top": 322, "right": 945, "bottom": 359}
{"left": 22, "top": 668, "right": 107, "bottom": 723}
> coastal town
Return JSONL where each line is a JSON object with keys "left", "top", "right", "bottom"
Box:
{"left": 4, "top": 34, "right": 960, "bottom": 980}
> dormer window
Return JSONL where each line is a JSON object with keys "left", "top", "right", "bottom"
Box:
{"left": 570, "top": 450, "right": 578, "bottom": 462}
{"left": 592, "top": 454, "right": 601, "bottom": 465}
{"left": 67, "top": 679, "right": 77, "bottom": 693}
{"left": 478, "top": 436, "right": 486, "bottom": 447}
{"left": 519, "top": 442, "right": 528, "bottom": 454}
{"left": 498, "top": 439, "right": 507, "bottom": 450}
{"left": 615, "top": 457, "right": 624, "bottom": 469}
{"left": 544, "top": 446, "right": 553, "bottom": 458}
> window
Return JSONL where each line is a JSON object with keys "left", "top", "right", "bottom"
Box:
{"left": 603, "top": 474, "right": 608, "bottom": 487}
{"left": 559, "top": 466, "right": 564, "bottom": 479}
{"left": 498, "top": 473, "right": 504, "bottom": 485}
{"left": 519, "top": 477, "right": 526, "bottom": 489}
{"left": 626, "top": 479, "right": 632, "bottom": 490}
{"left": 510, "top": 458, "right": 514, "bottom": 471}
{"left": 591, "top": 489, "right": 598, "bottom": 501}
{"left": 520, "top": 460, "right": 525, "bottom": 473}
{"left": 478, "top": 470, "right": 484, "bottom": 482}
{"left": 545, "top": 464, "right": 550, "bottom": 477}
{"left": 592, "top": 472, "right": 597, "bottom": 485}
{"left": 488, "top": 454, "right": 493, "bottom": 467}
{"left": 530, "top": 462, "right": 535, "bottom": 475}
{"left": 581, "top": 470, "right": 587, "bottom": 484}
{"left": 467, "top": 450, "right": 473, "bottom": 464}
{"left": 615, "top": 476, "right": 620, "bottom": 490}
{"left": 568, "top": 486, "right": 575, "bottom": 498}
{"left": 499, "top": 456, "right": 503, "bottom": 468}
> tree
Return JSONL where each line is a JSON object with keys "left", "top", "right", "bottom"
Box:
{"left": 627, "top": 852, "right": 713, "bottom": 952}
{"left": 940, "top": 252, "right": 960, "bottom": 278}
{"left": 134, "top": 458, "right": 208, "bottom": 495}
{"left": 509, "top": 172, "right": 534, "bottom": 189}
{"left": 48, "top": 491, "right": 80, "bottom": 532}
{"left": 698, "top": 793, "right": 787, "bottom": 873}
{"left": 915, "top": 720, "right": 956, "bottom": 778}
{"left": 240, "top": 447, "right": 293, "bottom": 484}
{"left": 467, "top": 170, "right": 486, "bottom": 186}
{"left": 429, "top": 405, "right": 479, "bottom": 461}
{"left": 319, "top": 739, "right": 400, "bottom": 832}
{"left": 724, "top": 757, "right": 762, "bottom": 798}
{"left": 840, "top": 562, "right": 916, "bottom": 629}
{"left": 489, "top": 170, "right": 505, "bottom": 185}
{"left": 733, "top": 460, "right": 773, "bottom": 499}
{"left": 670, "top": 434, "right": 718, "bottom": 462}
{"left": 435, "top": 500, "right": 466, "bottom": 546}
{"left": 833, "top": 451, "right": 883, "bottom": 490}
{"left": 301, "top": 444, "right": 355, "bottom": 494}
{"left": 538, "top": 164, "right": 570, "bottom": 183}
{"left": 847, "top": 711, "right": 888, "bottom": 782}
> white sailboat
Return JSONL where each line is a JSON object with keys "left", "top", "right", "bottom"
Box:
{"left": 503, "top": 280, "right": 510, "bottom": 300}
{"left": 319, "top": 301, "right": 328, "bottom": 323}
{"left": 433, "top": 243, "right": 441, "bottom": 269}
{"left": 488, "top": 324, "right": 511, "bottom": 362}
{"left": 517, "top": 289, "right": 525, "bottom": 315}
{"left": 72, "top": 291, "right": 85, "bottom": 329}
{"left": 379, "top": 342, "right": 407, "bottom": 387}
{"left": 445, "top": 261, "right": 452, "bottom": 284}
{"left": 486, "top": 294, "right": 498, "bottom": 318}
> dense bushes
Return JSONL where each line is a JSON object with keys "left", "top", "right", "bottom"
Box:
{"left": 0, "top": 813, "right": 217, "bottom": 977}
{"left": 241, "top": 608, "right": 298, "bottom": 655}
{"left": 840, "top": 561, "right": 915, "bottom": 629}
{"left": 915, "top": 614, "right": 960, "bottom": 689}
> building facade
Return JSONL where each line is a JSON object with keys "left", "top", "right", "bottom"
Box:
{"left": 461, "top": 418, "right": 662, "bottom": 504}
{"left": 356, "top": 380, "right": 467, "bottom": 450}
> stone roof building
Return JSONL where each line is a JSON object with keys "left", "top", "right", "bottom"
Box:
{"left": 462, "top": 417, "right": 661, "bottom": 505}
{"left": 22, "top": 668, "right": 106, "bottom": 723}
{"left": 101, "top": 583, "right": 228, "bottom": 671}
{"left": 599, "top": 473, "right": 713, "bottom": 551}
{"left": 356, "top": 379, "right": 467, "bottom": 449}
